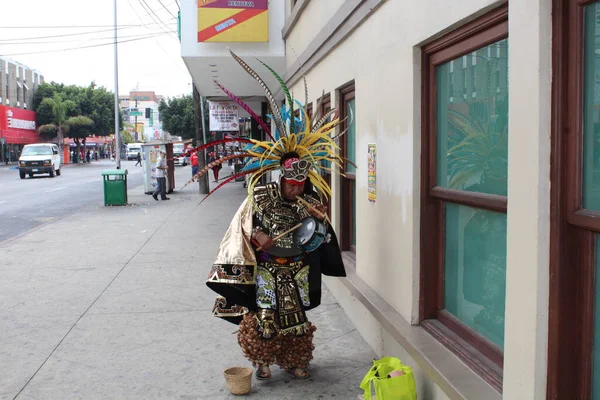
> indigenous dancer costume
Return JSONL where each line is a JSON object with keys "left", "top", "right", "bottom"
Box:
{"left": 195, "top": 50, "right": 350, "bottom": 381}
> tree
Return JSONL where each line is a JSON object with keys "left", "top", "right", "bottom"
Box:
{"left": 159, "top": 95, "right": 195, "bottom": 140}
{"left": 65, "top": 116, "right": 94, "bottom": 161}
{"left": 37, "top": 93, "right": 77, "bottom": 158}
{"left": 34, "top": 81, "right": 122, "bottom": 141}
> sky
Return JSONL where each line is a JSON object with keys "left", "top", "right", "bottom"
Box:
{"left": 0, "top": 0, "right": 191, "bottom": 99}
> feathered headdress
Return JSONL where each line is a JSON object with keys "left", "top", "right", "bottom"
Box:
{"left": 181, "top": 49, "right": 350, "bottom": 203}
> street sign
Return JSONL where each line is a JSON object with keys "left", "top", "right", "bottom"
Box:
{"left": 130, "top": 111, "right": 142, "bottom": 117}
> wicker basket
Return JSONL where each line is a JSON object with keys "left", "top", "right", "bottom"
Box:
{"left": 224, "top": 367, "right": 253, "bottom": 395}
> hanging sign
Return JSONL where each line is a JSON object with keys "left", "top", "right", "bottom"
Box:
{"left": 208, "top": 101, "right": 240, "bottom": 131}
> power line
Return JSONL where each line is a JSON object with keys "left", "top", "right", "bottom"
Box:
{"left": 137, "top": 0, "right": 176, "bottom": 36}
{"left": 0, "top": 33, "right": 169, "bottom": 57}
{"left": 0, "top": 24, "right": 167, "bottom": 29}
{"left": 0, "top": 31, "right": 171, "bottom": 46}
{"left": 156, "top": 0, "right": 177, "bottom": 19}
{"left": 0, "top": 22, "right": 174, "bottom": 43}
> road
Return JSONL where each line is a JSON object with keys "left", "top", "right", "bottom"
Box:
{"left": 0, "top": 160, "right": 145, "bottom": 243}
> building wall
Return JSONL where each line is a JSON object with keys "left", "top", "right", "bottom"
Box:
{"left": 0, "top": 60, "right": 6, "bottom": 104}
{"left": 285, "top": 0, "right": 551, "bottom": 398}
{"left": 284, "top": 0, "right": 346, "bottom": 69}
{"left": 0, "top": 57, "right": 43, "bottom": 110}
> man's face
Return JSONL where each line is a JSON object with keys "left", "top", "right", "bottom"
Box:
{"left": 281, "top": 180, "right": 305, "bottom": 201}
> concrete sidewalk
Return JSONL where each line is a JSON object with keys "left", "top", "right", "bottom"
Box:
{"left": 0, "top": 165, "right": 374, "bottom": 400}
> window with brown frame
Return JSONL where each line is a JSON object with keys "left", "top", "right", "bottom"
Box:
{"left": 339, "top": 84, "right": 356, "bottom": 252}
{"left": 549, "top": 1, "right": 600, "bottom": 398}
{"left": 420, "top": 5, "right": 508, "bottom": 392}
{"left": 316, "top": 94, "right": 332, "bottom": 217}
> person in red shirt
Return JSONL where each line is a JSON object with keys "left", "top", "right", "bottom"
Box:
{"left": 190, "top": 151, "right": 199, "bottom": 178}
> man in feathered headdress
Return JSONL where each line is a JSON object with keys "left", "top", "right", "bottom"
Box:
{"left": 201, "top": 50, "right": 349, "bottom": 381}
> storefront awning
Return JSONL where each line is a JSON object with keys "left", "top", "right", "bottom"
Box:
{"left": 0, "top": 130, "right": 42, "bottom": 145}
{"left": 16, "top": 81, "right": 23, "bottom": 89}
{"left": 23, "top": 83, "right": 30, "bottom": 91}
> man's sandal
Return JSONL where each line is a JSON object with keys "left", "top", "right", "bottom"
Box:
{"left": 286, "top": 367, "right": 310, "bottom": 379}
{"left": 256, "top": 365, "right": 272, "bottom": 380}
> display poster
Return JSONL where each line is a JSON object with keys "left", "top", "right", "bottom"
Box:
{"left": 197, "top": 0, "right": 268, "bottom": 43}
{"left": 367, "top": 143, "right": 376, "bottom": 203}
{"left": 208, "top": 101, "right": 240, "bottom": 131}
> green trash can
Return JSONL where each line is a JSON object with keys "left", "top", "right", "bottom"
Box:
{"left": 102, "top": 169, "right": 128, "bottom": 206}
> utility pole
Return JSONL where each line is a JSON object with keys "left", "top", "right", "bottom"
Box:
{"left": 113, "top": 0, "right": 121, "bottom": 169}
{"left": 134, "top": 97, "right": 138, "bottom": 142}
{"left": 193, "top": 82, "right": 209, "bottom": 194}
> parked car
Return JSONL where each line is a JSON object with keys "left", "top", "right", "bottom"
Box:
{"left": 18, "top": 143, "right": 61, "bottom": 179}
{"left": 174, "top": 154, "right": 189, "bottom": 166}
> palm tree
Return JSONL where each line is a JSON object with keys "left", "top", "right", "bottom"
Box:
{"left": 37, "top": 94, "right": 76, "bottom": 162}
{"left": 64, "top": 116, "right": 94, "bottom": 162}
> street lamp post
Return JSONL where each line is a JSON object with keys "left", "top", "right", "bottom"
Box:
{"left": 113, "top": 0, "right": 121, "bottom": 169}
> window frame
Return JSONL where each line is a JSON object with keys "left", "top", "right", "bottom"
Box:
{"left": 548, "top": 0, "right": 600, "bottom": 398}
{"left": 419, "top": 4, "right": 508, "bottom": 392}
{"left": 339, "top": 84, "right": 356, "bottom": 252}
{"left": 317, "top": 94, "right": 332, "bottom": 217}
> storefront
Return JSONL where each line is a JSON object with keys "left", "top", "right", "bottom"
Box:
{"left": 64, "top": 137, "right": 111, "bottom": 163}
{"left": 0, "top": 105, "right": 40, "bottom": 163}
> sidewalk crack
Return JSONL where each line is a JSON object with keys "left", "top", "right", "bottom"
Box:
{"left": 11, "top": 206, "right": 180, "bottom": 400}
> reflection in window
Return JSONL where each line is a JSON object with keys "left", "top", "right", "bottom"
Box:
{"left": 583, "top": 4, "right": 600, "bottom": 211}
{"left": 436, "top": 39, "right": 509, "bottom": 196}
{"left": 444, "top": 203, "right": 506, "bottom": 349}
{"left": 345, "top": 98, "right": 356, "bottom": 173}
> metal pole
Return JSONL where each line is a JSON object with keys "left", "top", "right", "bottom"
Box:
{"left": 113, "top": 0, "right": 121, "bottom": 169}
{"left": 199, "top": 93, "right": 208, "bottom": 151}
{"left": 193, "top": 83, "right": 209, "bottom": 194}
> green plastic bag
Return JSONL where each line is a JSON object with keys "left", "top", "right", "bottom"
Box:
{"left": 360, "top": 357, "right": 417, "bottom": 400}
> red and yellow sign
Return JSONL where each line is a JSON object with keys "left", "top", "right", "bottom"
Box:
{"left": 197, "top": 0, "right": 268, "bottom": 42}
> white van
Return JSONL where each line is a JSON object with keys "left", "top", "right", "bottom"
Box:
{"left": 18, "top": 143, "right": 61, "bottom": 179}
{"left": 126, "top": 143, "right": 142, "bottom": 160}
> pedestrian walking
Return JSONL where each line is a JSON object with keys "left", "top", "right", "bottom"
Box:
{"left": 86, "top": 150, "right": 91, "bottom": 163}
{"left": 152, "top": 150, "right": 170, "bottom": 201}
{"left": 209, "top": 151, "right": 222, "bottom": 182}
{"left": 135, "top": 152, "right": 142, "bottom": 167}
{"left": 205, "top": 50, "right": 347, "bottom": 383}
{"left": 190, "top": 150, "right": 199, "bottom": 177}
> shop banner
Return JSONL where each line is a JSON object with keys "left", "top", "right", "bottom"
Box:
{"left": 208, "top": 101, "right": 240, "bottom": 131}
{"left": 197, "top": 0, "right": 268, "bottom": 42}
{"left": 0, "top": 105, "right": 40, "bottom": 144}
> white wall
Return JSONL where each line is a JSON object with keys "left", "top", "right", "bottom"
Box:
{"left": 287, "top": 0, "right": 551, "bottom": 398}
{"left": 289, "top": 0, "right": 503, "bottom": 324}
{"left": 285, "top": 0, "right": 345, "bottom": 69}
{"left": 503, "top": 0, "right": 551, "bottom": 398}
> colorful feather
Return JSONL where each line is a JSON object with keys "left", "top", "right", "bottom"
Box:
{"left": 179, "top": 138, "right": 253, "bottom": 159}
{"left": 200, "top": 168, "right": 260, "bottom": 204}
{"left": 312, "top": 90, "right": 326, "bottom": 124}
{"left": 228, "top": 49, "right": 286, "bottom": 138}
{"left": 312, "top": 108, "right": 338, "bottom": 131}
{"left": 303, "top": 75, "right": 308, "bottom": 112}
{"left": 179, "top": 153, "right": 253, "bottom": 190}
{"left": 255, "top": 57, "right": 293, "bottom": 125}
{"left": 214, "top": 80, "right": 275, "bottom": 141}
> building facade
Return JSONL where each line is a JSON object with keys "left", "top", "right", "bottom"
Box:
{"left": 121, "top": 90, "right": 165, "bottom": 142}
{"left": 0, "top": 57, "right": 44, "bottom": 110}
{"left": 178, "top": 0, "right": 600, "bottom": 398}
{"left": 0, "top": 58, "right": 44, "bottom": 163}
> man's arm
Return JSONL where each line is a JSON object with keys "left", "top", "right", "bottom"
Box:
{"left": 157, "top": 159, "right": 168, "bottom": 170}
